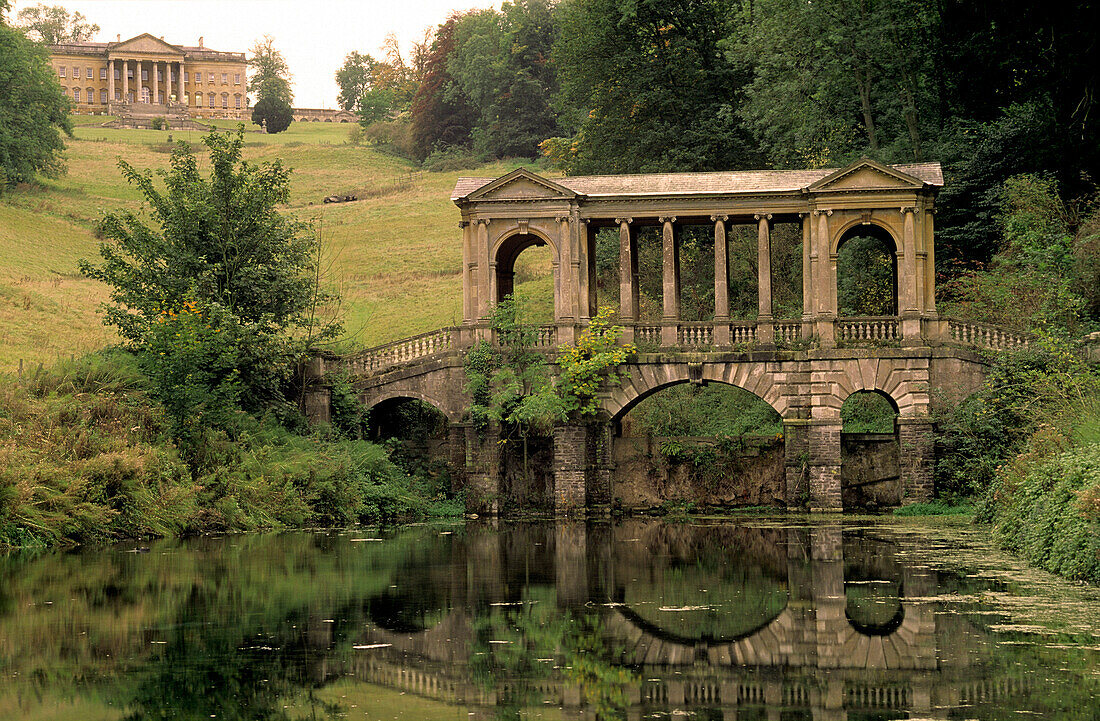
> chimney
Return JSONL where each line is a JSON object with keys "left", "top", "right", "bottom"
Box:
{"left": 198, "top": 36, "right": 203, "bottom": 48}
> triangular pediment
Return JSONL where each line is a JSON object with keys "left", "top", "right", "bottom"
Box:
{"left": 112, "top": 33, "right": 184, "bottom": 56}
{"left": 466, "top": 169, "right": 577, "bottom": 201}
{"left": 807, "top": 159, "right": 924, "bottom": 192}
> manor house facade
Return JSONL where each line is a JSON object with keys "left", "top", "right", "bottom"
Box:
{"left": 47, "top": 33, "right": 249, "bottom": 121}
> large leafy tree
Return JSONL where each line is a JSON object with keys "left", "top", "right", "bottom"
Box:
{"left": 248, "top": 36, "right": 293, "bottom": 133}
{"left": 335, "top": 51, "right": 377, "bottom": 113}
{"left": 409, "top": 15, "right": 476, "bottom": 160}
{"left": 0, "top": 19, "right": 72, "bottom": 186}
{"left": 552, "top": 0, "right": 761, "bottom": 174}
{"left": 15, "top": 3, "right": 98, "bottom": 44}
{"left": 448, "top": 0, "right": 559, "bottom": 159}
{"left": 79, "top": 129, "right": 338, "bottom": 418}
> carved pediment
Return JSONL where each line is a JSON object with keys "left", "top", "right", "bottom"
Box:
{"left": 112, "top": 33, "right": 184, "bottom": 56}
{"left": 807, "top": 159, "right": 924, "bottom": 193}
{"left": 466, "top": 168, "right": 577, "bottom": 201}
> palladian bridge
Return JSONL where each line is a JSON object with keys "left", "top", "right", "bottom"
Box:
{"left": 306, "top": 159, "right": 1029, "bottom": 514}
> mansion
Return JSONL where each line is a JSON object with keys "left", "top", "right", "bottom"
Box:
{"left": 47, "top": 33, "right": 249, "bottom": 122}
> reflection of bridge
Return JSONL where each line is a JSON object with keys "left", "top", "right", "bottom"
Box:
{"left": 299, "top": 522, "right": 1030, "bottom": 720}
{"left": 305, "top": 159, "right": 1033, "bottom": 514}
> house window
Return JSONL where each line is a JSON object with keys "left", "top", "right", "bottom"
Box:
{"left": 73, "top": 88, "right": 80, "bottom": 102}
{"left": 208, "top": 93, "right": 215, "bottom": 108}
{"left": 127, "top": 67, "right": 133, "bottom": 78}
{"left": 100, "top": 89, "right": 107, "bottom": 104}
{"left": 58, "top": 67, "right": 65, "bottom": 78}
{"left": 100, "top": 67, "right": 107, "bottom": 80}
{"left": 86, "top": 67, "right": 93, "bottom": 79}
{"left": 234, "top": 95, "right": 241, "bottom": 109}
{"left": 141, "top": 69, "right": 148, "bottom": 81}
{"left": 209, "top": 73, "right": 214, "bottom": 83}
{"left": 221, "top": 93, "right": 228, "bottom": 108}
{"left": 221, "top": 73, "right": 227, "bottom": 84}
{"left": 234, "top": 73, "right": 240, "bottom": 84}
{"left": 114, "top": 68, "right": 120, "bottom": 79}
{"left": 72, "top": 66, "right": 78, "bottom": 78}
{"left": 87, "top": 87, "right": 95, "bottom": 103}
{"left": 184, "top": 71, "right": 189, "bottom": 82}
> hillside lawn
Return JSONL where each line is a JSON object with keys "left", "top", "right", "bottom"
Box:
{"left": 0, "top": 116, "right": 553, "bottom": 372}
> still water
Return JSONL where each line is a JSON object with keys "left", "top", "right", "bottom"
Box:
{"left": 1, "top": 518, "right": 1098, "bottom": 721}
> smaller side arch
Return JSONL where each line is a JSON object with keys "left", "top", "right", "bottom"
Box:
{"left": 361, "top": 390, "right": 463, "bottom": 424}
{"left": 830, "top": 216, "right": 901, "bottom": 256}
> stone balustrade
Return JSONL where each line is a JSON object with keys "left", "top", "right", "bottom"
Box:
{"left": 945, "top": 317, "right": 1029, "bottom": 350}
{"left": 347, "top": 316, "right": 1040, "bottom": 376}
{"left": 837, "top": 317, "right": 899, "bottom": 343}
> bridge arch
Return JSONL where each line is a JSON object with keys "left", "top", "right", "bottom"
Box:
{"left": 603, "top": 362, "right": 788, "bottom": 421}
{"left": 362, "top": 391, "right": 463, "bottom": 425}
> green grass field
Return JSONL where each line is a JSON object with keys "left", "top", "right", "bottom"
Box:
{"left": 0, "top": 116, "right": 549, "bottom": 371}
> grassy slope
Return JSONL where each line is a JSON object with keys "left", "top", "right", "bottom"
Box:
{"left": 0, "top": 117, "right": 541, "bottom": 370}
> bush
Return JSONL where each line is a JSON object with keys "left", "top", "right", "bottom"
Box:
{"left": 423, "top": 145, "right": 483, "bottom": 172}
{"left": 361, "top": 118, "right": 415, "bottom": 159}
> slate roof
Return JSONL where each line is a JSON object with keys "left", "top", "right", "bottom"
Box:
{"left": 452, "top": 162, "right": 943, "bottom": 200}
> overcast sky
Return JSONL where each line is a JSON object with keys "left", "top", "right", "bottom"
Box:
{"left": 9, "top": 0, "right": 499, "bottom": 108}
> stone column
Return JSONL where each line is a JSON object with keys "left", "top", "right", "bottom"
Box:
{"left": 712, "top": 215, "right": 730, "bottom": 347}
{"left": 152, "top": 59, "right": 159, "bottom": 104}
{"left": 810, "top": 526, "right": 846, "bottom": 679}
{"left": 756, "top": 213, "right": 775, "bottom": 346}
{"left": 577, "top": 219, "right": 592, "bottom": 321}
{"left": 897, "top": 417, "right": 934, "bottom": 504}
{"left": 801, "top": 213, "right": 813, "bottom": 338}
{"left": 587, "top": 419, "right": 613, "bottom": 508}
{"left": 813, "top": 210, "right": 836, "bottom": 348}
{"left": 476, "top": 218, "right": 491, "bottom": 322}
{"left": 808, "top": 421, "right": 842, "bottom": 512}
{"left": 137, "top": 60, "right": 144, "bottom": 102}
{"left": 900, "top": 207, "right": 921, "bottom": 344}
{"left": 177, "top": 61, "right": 184, "bottom": 103}
{"left": 783, "top": 419, "right": 810, "bottom": 508}
{"left": 459, "top": 221, "right": 473, "bottom": 324}
{"left": 107, "top": 59, "right": 115, "bottom": 103}
{"left": 553, "top": 425, "right": 588, "bottom": 515}
{"left": 465, "top": 423, "right": 500, "bottom": 516}
{"left": 923, "top": 208, "right": 936, "bottom": 314}
{"left": 447, "top": 423, "right": 467, "bottom": 494}
{"left": 660, "top": 216, "right": 679, "bottom": 347}
{"left": 617, "top": 218, "right": 637, "bottom": 343}
{"left": 557, "top": 216, "right": 575, "bottom": 326}
{"left": 122, "top": 58, "right": 129, "bottom": 102}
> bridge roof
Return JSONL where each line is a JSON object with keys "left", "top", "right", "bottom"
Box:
{"left": 452, "top": 161, "right": 943, "bottom": 201}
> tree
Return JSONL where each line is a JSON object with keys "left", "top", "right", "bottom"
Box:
{"left": 248, "top": 35, "right": 293, "bottom": 106}
{"left": 0, "top": 20, "right": 72, "bottom": 186}
{"left": 15, "top": 3, "right": 98, "bottom": 44}
{"left": 335, "top": 51, "right": 376, "bottom": 112}
{"left": 251, "top": 96, "right": 292, "bottom": 133}
{"left": 79, "top": 129, "right": 339, "bottom": 432}
{"left": 409, "top": 15, "right": 476, "bottom": 160}
{"left": 552, "top": 0, "right": 761, "bottom": 174}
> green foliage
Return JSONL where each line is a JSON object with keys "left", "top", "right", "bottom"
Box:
{"left": 79, "top": 128, "right": 339, "bottom": 437}
{"left": 410, "top": 16, "right": 476, "bottom": 161}
{"left": 0, "top": 21, "right": 72, "bottom": 184}
{"left": 14, "top": 3, "right": 98, "bottom": 44}
{"left": 629, "top": 383, "right": 783, "bottom": 438}
{"left": 247, "top": 35, "right": 293, "bottom": 106}
{"left": 892, "top": 501, "right": 972, "bottom": 517}
{"left": 335, "top": 51, "right": 377, "bottom": 112}
{"left": 551, "top": 0, "right": 760, "bottom": 174}
{"left": 841, "top": 391, "right": 897, "bottom": 434}
{"left": 555, "top": 306, "right": 634, "bottom": 418}
{"left": 251, "top": 96, "right": 293, "bottom": 134}
{"left": 837, "top": 235, "right": 896, "bottom": 316}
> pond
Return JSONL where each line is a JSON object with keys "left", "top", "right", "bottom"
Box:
{"left": 2, "top": 517, "right": 1098, "bottom": 720}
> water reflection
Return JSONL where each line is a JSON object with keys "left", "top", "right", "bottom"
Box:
{"left": 1, "top": 520, "right": 1097, "bottom": 720}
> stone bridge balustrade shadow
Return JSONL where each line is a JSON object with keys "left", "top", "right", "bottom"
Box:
{"left": 292, "top": 521, "right": 1030, "bottom": 720}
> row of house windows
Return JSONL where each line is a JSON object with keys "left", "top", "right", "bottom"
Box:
{"left": 57, "top": 66, "right": 241, "bottom": 85}
{"left": 68, "top": 86, "right": 244, "bottom": 109}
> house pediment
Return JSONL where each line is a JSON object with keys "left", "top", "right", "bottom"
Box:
{"left": 112, "top": 33, "right": 184, "bottom": 56}
{"left": 466, "top": 169, "right": 577, "bottom": 202}
{"left": 807, "top": 159, "right": 924, "bottom": 193}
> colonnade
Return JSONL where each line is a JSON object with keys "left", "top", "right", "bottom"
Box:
{"left": 107, "top": 57, "right": 185, "bottom": 105}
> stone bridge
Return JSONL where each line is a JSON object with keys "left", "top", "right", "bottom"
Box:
{"left": 308, "top": 158, "right": 1033, "bottom": 514}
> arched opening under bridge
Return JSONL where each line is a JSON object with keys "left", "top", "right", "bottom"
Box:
{"left": 368, "top": 396, "right": 453, "bottom": 492}
{"left": 840, "top": 390, "right": 901, "bottom": 508}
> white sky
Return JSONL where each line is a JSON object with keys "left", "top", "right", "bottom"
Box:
{"left": 8, "top": 0, "right": 500, "bottom": 108}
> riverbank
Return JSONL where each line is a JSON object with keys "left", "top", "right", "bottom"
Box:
{"left": 0, "top": 351, "right": 461, "bottom": 549}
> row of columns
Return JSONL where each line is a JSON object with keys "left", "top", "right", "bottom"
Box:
{"left": 108, "top": 58, "right": 186, "bottom": 104}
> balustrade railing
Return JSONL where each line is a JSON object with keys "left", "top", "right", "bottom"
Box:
{"left": 677, "top": 323, "right": 713, "bottom": 348}
{"left": 775, "top": 322, "right": 802, "bottom": 343}
{"left": 635, "top": 324, "right": 662, "bottom": 346}
{"left": 351, "top": 327, "right": 456, "bottom": 373}
{"left": 730, "top": 322, "right": 757, "bottom": 344}
{"left": 837, "top": 317, "right": 898, "bottom": 343}
{"left": 533, "top": 324, "right": 557, "bottom": 348}
{"left": 946, "top": 317, "right": 1029, "bottom": 350}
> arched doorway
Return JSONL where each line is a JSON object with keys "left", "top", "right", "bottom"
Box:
{"left": 836, "top": 224, "right": 899, "bottom": 317}
{"left": 368, "top": 396, "right": 453, "bottom": 491}
{"left": 494, "top": 232, "right": 556, "bottom": 325}
{"left": 840, "top": 390, "right": 901, "bottom": 508}
{"left": 613, "top": 381, "right": 785, "bottom": 509}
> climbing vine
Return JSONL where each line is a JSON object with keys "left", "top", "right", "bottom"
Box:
{"left": 556, "top": 306, "right": 635, "bottom": 418}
